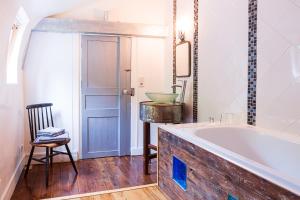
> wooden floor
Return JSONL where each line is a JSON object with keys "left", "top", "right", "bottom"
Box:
{"left": 50, "top": 186, "right": 168, "bottom": 200}
{"left": 12, "top": 156, "right": 157, "bottom": 200}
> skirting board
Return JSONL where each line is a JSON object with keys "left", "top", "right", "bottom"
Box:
{"left": 1, "top": 155, "right": 26, "bottom": 200}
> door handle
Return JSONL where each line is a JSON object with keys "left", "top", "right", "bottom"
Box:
{"left": 122, "top": 88, "right": 135, "bottom": 96}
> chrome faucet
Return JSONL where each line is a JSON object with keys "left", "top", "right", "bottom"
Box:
{"left": 220, "top": 113, "right": 234, "bottom": 124}
{"left": 171, "top": 84, "right": 182, "bottom": 88}
{"left": 171, "top": 80, "right": 187, "bottom": 103}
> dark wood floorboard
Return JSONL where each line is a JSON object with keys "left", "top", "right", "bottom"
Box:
{"left": 11, "top": 156, "right": 157, "bottom": 200}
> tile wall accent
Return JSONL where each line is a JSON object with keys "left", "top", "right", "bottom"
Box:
{"left": 193, "top": 0, "right": 199, "bottom": 122}
{"left": 173, "top": 0, "right": 177, "bottom": 93}
{"left": 247, "top": 0, "right": 258, "bottom": 125}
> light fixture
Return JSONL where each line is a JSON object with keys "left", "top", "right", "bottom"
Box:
{"left": 178, "top": 30, "right": 185, "bottom": 42}
{"left": 176, "top": 17, "right": 190, "bottom": 42}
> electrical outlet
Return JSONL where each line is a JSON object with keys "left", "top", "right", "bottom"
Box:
{"left": 20, "top": 145, "right": 24, "bottom": 154}
{"left": 18, "top": 145, "right": 24, "bottom": 157}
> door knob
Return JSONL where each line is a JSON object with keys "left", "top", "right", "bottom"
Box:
{"left": 122, "top": 88, "right": 135, "bottom": 96}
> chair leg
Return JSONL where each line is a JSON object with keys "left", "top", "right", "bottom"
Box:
{"left": 50, "top": 148, "right": 53, "bottom": 166}
{"left": 45, "top": 147, "right": 49, "bottom": 187}
{"left": 65, "top": 144, "right": 78, "bottom": 174}
{"left": 25, "top": 146, "right": 35, "bottom": 176}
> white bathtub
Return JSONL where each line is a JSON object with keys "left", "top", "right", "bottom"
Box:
{"left": 159, "top": 123, "right": 300, "bottom": 195}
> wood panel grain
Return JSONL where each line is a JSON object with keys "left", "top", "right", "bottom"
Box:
{"left": 158, "top": 128, "right": 299, "bottom": 200}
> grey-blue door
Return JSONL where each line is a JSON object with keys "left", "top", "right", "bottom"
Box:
{"left": 81, "top": 35, "right": 131, "bottom": 159}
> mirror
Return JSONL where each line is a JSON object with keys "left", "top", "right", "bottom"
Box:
{"left": 176, "top": 41, "right": 191, "bottom": 77}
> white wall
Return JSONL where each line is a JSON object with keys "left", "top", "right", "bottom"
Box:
{"left": 197, "top": 0, "right": 248, "bottom": 123}
{"left": 257, "top": 0, "right": 300, "bottom": 136}
{"left": 0, "top": 1, "right": 27, "bottom": 199}
{"left": 131, "top": 37, "right": 170, "bottom": 154}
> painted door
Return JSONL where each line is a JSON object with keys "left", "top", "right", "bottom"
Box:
{"left": 81, "top": 35, "right": 131, "bottom": 159}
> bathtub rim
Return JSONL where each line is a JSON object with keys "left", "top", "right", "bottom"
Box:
{"left": 158, "top": 123, "right": 300, "bottom": 196}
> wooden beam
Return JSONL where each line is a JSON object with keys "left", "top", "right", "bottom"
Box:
{"left": 33, "top": 18, "right": 168, "bottom": 38}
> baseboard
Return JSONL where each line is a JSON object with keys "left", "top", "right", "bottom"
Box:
{"left": 131, "top": 147, "right": 143, "bottom": 155}
{"left": 1, "top": 154, "right": 26, "bottom": 200}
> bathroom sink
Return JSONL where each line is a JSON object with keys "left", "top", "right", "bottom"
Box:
{"left": 140, "top": 101, "right": 183, "bottom": 123}
{"left": 145, "top": 92, "right": 179, "bottom": 103}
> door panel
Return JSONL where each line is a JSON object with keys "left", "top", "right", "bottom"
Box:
{"left": 87, "top": 117, "right": 119, "bottom": 153}
{"left": 87, "top": 39, "right": 118, "bottom": 88}
{"left": 82, "top": 35, "right": 131, "bottom": 159}
{"left": 85, "top": 95, "right": 118, "bottom": 110}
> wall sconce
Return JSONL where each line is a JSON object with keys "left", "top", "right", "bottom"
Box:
{"left": 178, "top": 30, "right": 185, "bottom": 42}
{"left": 176, "top": 17, "right": 191, "bottom": 42}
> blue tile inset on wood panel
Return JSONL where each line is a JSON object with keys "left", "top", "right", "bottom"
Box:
{"left": 228, "top": 194, "right": 239, "bottom": 200}
{"left": 172, "top": 156, "right": 187, "bottom": 191}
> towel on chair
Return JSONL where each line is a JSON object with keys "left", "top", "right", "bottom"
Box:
{"left": 37, "top": 127, "right": 65, "bottom": 137}
{"left": 34, "top": 127, "right": 69, "bottom": 144}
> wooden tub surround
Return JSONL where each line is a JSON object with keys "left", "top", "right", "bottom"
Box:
{"left": 158, "top": 128, "right": 299, "bottom": 200}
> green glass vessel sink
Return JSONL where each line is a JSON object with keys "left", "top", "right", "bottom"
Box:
{"left": 145, "top": 92, "right": 179, "bottom": 103}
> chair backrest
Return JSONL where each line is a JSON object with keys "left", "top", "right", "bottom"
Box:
{"left": 26, "top": 103, "right": 54, "bottom": 142}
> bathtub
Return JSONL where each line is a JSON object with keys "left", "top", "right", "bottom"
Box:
{"left": 159, "top": 123, "right": 300, "bottom": 196}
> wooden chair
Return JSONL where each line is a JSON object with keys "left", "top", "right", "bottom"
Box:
{"left": 24, "top": 103, "right": 78, "bottom": 186}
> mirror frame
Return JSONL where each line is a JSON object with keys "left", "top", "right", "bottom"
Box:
{"left": 176, "top": 41, "right": 191, "bottom": 78}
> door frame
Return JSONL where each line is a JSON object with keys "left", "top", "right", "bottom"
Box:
{"left": 79, "top": 34, "right": 132, "bottom": 159}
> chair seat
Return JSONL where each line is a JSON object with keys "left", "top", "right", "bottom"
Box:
{"left": 30, "top": 138, "right": 71, "bottom": 148}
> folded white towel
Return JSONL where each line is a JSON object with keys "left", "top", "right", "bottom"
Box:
{"left": 34, "top": 133, "right": 69, "bottom": 144}
{"left": 37, "top": 127, "right": 65, "bottom": 137}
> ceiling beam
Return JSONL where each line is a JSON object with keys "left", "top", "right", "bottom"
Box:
{"left": 33, "top": 18, "right": 168, "bottom": 38}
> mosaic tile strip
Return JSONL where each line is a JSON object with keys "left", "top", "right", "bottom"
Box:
{"left": 173, "top": 0, "right": 177, "bottom": 94}
{"left": 193, "top": 0, "right": 199, "bottom": 122}
{"left": 247, "top": 0, "right": 258, "bottom": 125}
